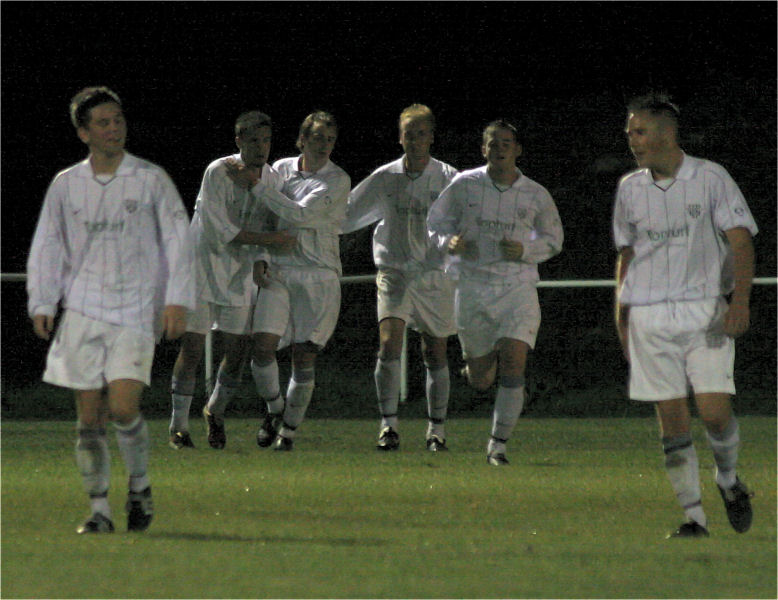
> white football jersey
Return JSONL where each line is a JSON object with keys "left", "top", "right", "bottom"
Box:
{"left": 343, "top": 156, "right": 459, "bottom": 271}
{"left": 427, "top": 166, "right": 563, "bottom": 283}
{"left": 27, "top": 152, "right": 195, "bottom": 335}
{"left": 251, "top": 156, "right": 350, "bottom": 275}
{"left": 190, "top": 155, "right": 283, "bottom": 305}
{"left": 613, "top": 154, "right": 758, "bottom": 305}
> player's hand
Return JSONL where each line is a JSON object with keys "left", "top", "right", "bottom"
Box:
{"left": 253, "top": 260, "right": 270, "bottom": 286}
{"left": 499, "top": 237, "right": 524, "bottom": 262}
{"left": 267, "top": 231, "right": 297, "bottom": 253}
{"left": 32, "top": 314, "right": 54, "bottom": 340}
{"left": 448, "top": 235, "right": 478, "bottom": 259}
{"left": 723, "top": 299, "right": 750, "bottom": 338}
{"left": 224, "top": 158, "right": 260, "bottom": 190}
{"left": 161, "top": 305, "right": 187, "bottom": 340}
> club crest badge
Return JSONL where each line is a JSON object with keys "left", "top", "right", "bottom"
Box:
{"left": 686, "top": 204, "right": 701, "bottom": 219}
{"left": 124, "top": 199, "right": 138, "bottom": 214}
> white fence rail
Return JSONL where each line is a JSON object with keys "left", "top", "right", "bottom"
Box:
{"left": 5, "top": 273, "right": 776, "bottom": 400}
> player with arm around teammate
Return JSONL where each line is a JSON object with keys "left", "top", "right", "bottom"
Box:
{"left": 428, "top": 119, "right": 563, "bottom": 465}
{"left": 342, "top": 104, "right": 458, "bottom": 451}
{"left": 26, "top": 87, "right": 195, "bottom": 534}
{"left": 613, "top": 93, "right": 757, "bottom": 538}
{"left": 169, "top": 111, "right": 296, "bottom": 450}
{"left": 226, "top": 110, "right": 350, "bottom": 451}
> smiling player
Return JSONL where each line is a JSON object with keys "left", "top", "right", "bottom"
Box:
{"left": 613, "top": 93, "right": 758, "bottom": 538}
{"left": 427, "top": 119, "right": 563, "bottom": 465}
{"left": 343, "top": 104, "right": 459, "bottom": 451}
{"left": 27, "top": 87, "right": 195, "bottom": 534}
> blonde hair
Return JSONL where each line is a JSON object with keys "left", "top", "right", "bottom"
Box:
{"left": 398, "top": 104, "right": 435, "bottom": 131}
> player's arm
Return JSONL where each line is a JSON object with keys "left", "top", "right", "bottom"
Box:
{"left": 723, "top": 227, "right": 755, "bottom": 338}
{"left": 342, "top": 173, "right": 383, "bottom": 233}
{"left": 252, "top": 178, "right": 332, "bottom": 225}
{"left": 614, "top": 246, "right": 634, "bottom": 361}
{"left": 507, "top": 192, "right": 564, "bottom": 263}
{"left": 232, "top": 230, "right": 296, "bottom": 252}
{"left": 153, "top": 170, "right": 197, "bottom": 323}
{"left": 427, "top": 178, "right": 464, "bottom": 253}
{"left": 27, "top": 178, "right": 67, "bottom": 339}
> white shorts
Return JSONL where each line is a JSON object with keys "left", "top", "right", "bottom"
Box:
{"left": 376, "top": 268, "right": 456, "bottom": 338}
{"left": 628, "top": 298, "right": 736, "bottom": 401}
{"left": 252, "top": 268, "right": 340, "bottom": 350}
{"left": 43, "top": 310, "right": 156, "bottom": 389}
{"left": 186, "top": 300, "right": 253, "bottom": 336}
{"left": 455, "top": 279, "right": 540, "bottom": 359}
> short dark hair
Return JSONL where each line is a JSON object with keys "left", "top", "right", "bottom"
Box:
{"left": 69, "top": 86, "right": 122, "bottom": 129}
{"left": 482, "top": 119, "right": 520, "bottom": 145}
{"left": 235, "top": 111, "right": 272, "bottom": 137}
{"left": 627, "top": 93, "right": 680, "bottom": 128}
{"left": 296, "top": 110, "right": 338, "bottom": 151}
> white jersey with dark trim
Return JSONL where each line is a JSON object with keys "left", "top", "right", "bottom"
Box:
{"left": 427, "top": 166, "right": 563, "bottom": 283}
{"left": 251, "top": 156, "right": 350, "bottom": 275}
{"left": 190, "top": 155, "right": 282, "bottom": 306}
{"left": 27, "top": 152, "right": 195, "bottom": 335}
{"left": 343, "top": 156, "right": 459, "bottom": 272}
{"left": 613, "top": 153, "right": 758, "bottom": 305}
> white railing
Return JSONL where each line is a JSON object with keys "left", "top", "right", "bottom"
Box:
{"left": 6, "top": 273, "right": 776, "bottom": 400}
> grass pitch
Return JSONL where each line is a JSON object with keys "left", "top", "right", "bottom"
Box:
{"left": 2, "top": 416, "right": 775, "bottom": 599}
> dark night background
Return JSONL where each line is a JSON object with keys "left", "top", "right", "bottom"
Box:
{"left": 2, "top": 2, "right": 775, "bottom": 416}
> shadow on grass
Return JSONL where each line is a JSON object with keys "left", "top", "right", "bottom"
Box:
{"left": 148, "top": 530, "right": 385, "bottom": 546}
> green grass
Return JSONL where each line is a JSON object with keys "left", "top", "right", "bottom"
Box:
{"left": 2, "top": 417, "right": 776, "bottom": 599}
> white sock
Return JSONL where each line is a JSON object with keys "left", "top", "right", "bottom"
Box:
{"left": 282, "top": 368, "right": 315, "bottom": 434}
{"left": 206, "top": 366, "right": 240, "bottom": 416}
{"left": 375, "top": 358, "right": 400, "bottom": 430}
{"left": 76, "top": 424, "right": 111, "bottom": 514}
{"left": 706, "top": 417, "right": 740, "bottom": 489}
{"left": 663, "top": 434, "right": 707, "bottom": 527}
{"left": 426, "top": 366, "right": 449, "bottom": 438}
{"left": 114, "top": 417, "right": 150, "bottom": 493}
{"left": 491, "top": 381, "right": 525, "bottom": 442}
{"left": 170, "top": 375, "right": 196, "bottom": 433}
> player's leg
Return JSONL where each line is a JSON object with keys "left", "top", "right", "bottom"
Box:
{"left": 75, "top": 389, "right": 114, "bottom": 533}
{"left": 274, "top": 343, "right": 318, "bottom": 450}
{"left": 108, "top": 378, "right": 154, "bottom": 532}
{"left": 655, "top": 398, "right": 709, "bottom": 537}
{"left": 250, "top": 278, "right": 290, "bottom": 447}
{"left": 252, "top": 331, "right": 284, "bottom": 447}
{"left": 696, "top": 393, "right": 753, "bottom": 533}
{"left": 486, "top": 338, "right": 529, "bottom": 465}
{"left": 421, "top": 332, "right": 450, "bottom": 450}
{"left": 202, "top": 332, "right": 250, "bottom": 445}
{"left": 687, "top": 303, "right": 753, "bottom": 533}
{"left": 375, "top": 317, "right": 405, "bottom": 450}
{"left": 169, "top": 331, "right": 205, "bottom": 448}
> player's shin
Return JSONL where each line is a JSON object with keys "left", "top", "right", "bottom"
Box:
{"left": 706, "top": 417, "right": 740, "bottom": 489}
{"left": 206, "top": 366, "right": 241, "bottom": 416}
{"left": 114, "top": 417, "right": 150, "bottom": 493}
{"left": 426, "top": 366, "right": 450, "bottom": 438}
{"left": 490, "top": 376, "right": 525, "bottom": 446}
{"left": 280, "top": 366, "right": 315, "bottom": 437}
{"left": 375, "top": 358, "right": 401, "bottom": 430}
{"left": 76, "top": 424, "right": 111, "bottom": 517}
{"left": 663, "top": 434, "right": 707, "bottom": 527}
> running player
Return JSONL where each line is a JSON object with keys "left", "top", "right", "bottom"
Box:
{"left": 169, "top": 111, "right": 296, "bottom": 450}
{"left": 226, "top": 111, "right": 350, "bottom": 451}
{"left": 27, "top": 87, "right": 195, "bottom": 533}
{"left": 342, "top": 104, "right": 458, "bottom": 451}
{"left": 613, "top": 93, "right": 757, "bottom": 538}
{"left": 427, "top": 119, "right": 563, "bottom": 465}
